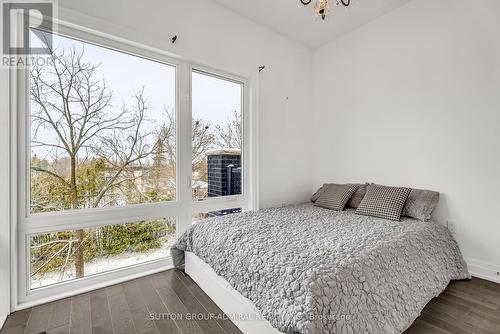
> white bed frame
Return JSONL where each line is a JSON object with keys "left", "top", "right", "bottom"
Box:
{"left": 185, "top": 252, "right": 282, "bottom": 334}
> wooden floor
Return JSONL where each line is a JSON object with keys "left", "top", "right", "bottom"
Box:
{"left": 1, "top": 271, "right": 500, "bottom": 334}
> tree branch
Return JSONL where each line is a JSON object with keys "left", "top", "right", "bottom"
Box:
{"left": 31, "top": 166, "right": 70, "bottom": 188}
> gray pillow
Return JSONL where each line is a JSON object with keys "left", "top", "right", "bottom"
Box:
{"left": 315, "top": 184, "right": 359, "bottom": 211}
{"left": 402, "top": 188, "right": 440, "bottom": 221}
{"left": 348, "top": 183, "right": 368, "bottom": 208}
{"left": 310, "top": 184, "right": 327, "bottom": 203}
{"left": 356, "top": 185, "right": 411, "bottom": 221}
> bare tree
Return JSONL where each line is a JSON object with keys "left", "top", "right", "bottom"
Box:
{"left": 150, "top": 108, "right": 176, "bottom": 194}
{"left": 192, "top": 119, "right": 215, "bottom": 163}
{"left": 92, "top": 88, "right": 157, "bottom": 206}
{"left": 191, "top": 118, "right": 215, "bottom": 193}
{"left": 160, "top": 107, "right": 176, "bottom": 168}
{"left": 215, "top": 110, "right": 242, "bottom": 149}
{"left": 30, "top": 42, "right": 156, "bottom": 277}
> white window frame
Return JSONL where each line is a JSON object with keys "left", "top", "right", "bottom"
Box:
{"left": 11, "top": 14, "right": 256, "bottom": 309}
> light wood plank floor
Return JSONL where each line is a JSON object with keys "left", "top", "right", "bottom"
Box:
{"left": 1, "top": 271, "right": 499, "bottom": 334}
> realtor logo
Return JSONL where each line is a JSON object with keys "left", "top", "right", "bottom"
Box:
{"left": 2, "top": 0, "right": 53, "bottom": 55}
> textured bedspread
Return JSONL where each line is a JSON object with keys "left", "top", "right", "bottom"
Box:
{"left": 171, "top": 204, "right": 469, "bottom": 334}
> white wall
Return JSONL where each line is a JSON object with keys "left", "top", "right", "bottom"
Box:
{"left": 312, "top": 0, "right": 500, "bottom": 280}
{"left": 57, "top": 0, "right": 313, "bottom": 209}
{"left": 0, "top": 68, "right": 11, "bottom": 326}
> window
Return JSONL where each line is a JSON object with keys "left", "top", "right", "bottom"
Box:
{"left": 30, "top": 29, "right": 177, "bottom": 213}
{"left": 30, "top": 218, "right": 176, "bottom": 289}
{"left": 192, "top": 71, "right": 243, "bottom": 200}
{"left": 16, "top": 20, "right": 252, "bottom": 304}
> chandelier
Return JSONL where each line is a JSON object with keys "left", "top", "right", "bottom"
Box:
{"left": 300, "top": 0, "right": 351, "bottom": 21}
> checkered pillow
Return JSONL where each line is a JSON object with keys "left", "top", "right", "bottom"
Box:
{"left": 356, "top": 185, "right": 411, "bottom": 221}
{"left": 315, "top": 184, "right": 359, "bottom": 211}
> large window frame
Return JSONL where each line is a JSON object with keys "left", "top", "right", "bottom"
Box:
{"left": 11, "top": 14, "right": 256, "bottom": 308}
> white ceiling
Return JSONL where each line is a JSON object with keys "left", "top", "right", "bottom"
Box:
{"left": 213, "top": 0, "right": 412, "bottom": 49}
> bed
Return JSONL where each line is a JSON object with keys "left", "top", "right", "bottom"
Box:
{"left": 171, "top": 204, "right": 469, "bottom": 334}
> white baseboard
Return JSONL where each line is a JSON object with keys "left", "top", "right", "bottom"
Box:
{"left": 466, "top": 258, "right": 500, "bottom": 284}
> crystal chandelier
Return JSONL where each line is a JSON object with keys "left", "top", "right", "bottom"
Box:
{"left": 300, "top": 0, "right": 351, "bottom": 21}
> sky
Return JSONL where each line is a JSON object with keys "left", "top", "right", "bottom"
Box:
{"left": 30, "top": 30, "right": 242, "bottom": 159}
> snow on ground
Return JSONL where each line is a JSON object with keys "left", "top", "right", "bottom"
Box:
{"left": 31, "top": 239, "right": 175, "bottom": 289}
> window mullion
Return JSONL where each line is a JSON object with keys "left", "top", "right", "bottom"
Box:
{"left": 176, "top": 62, "right": 193, "bottom": 235}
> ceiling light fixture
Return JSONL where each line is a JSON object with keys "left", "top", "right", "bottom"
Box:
{"left": 300, "top": 0, "right": 351, "bottom": 21}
